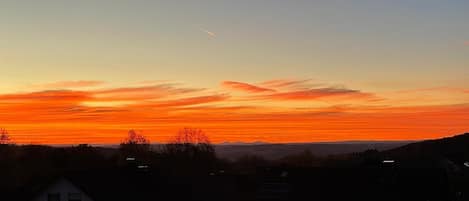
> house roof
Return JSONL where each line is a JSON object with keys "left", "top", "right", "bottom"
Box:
{"left": 13, "top": 168, "right": 182, "bottom": 201}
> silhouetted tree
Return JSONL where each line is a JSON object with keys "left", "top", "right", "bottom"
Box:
{"left": 164, "top": 128, "right": 215, "bottom": 155}
{"left": 119, "top": 130, "right": 151, "bottom": 156}
{"left": 74, "top": 143, "right": 93, "bottom": 151}
{"left": 174, "top": 127, "right": 210, "bottom": 144}
{"left": 161, "top": 128, "right": 216, "bottom": 174}
{"left": 0, "top": 129, "right": 16, "bottom": 161}
{"left": 0, "top": 128, "right": 11, "bottom": 145}
{"left": 165, "top": 127, "right": 214, "bottom": 153}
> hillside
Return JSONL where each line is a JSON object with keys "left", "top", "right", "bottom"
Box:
{"left": 215, "top": 141, "right": 411, "bottom": 160}
{"left": 382, "top": 133, "right": 469, "bottom": 165}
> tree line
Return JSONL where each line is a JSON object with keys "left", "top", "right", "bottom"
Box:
{"left": 0, "top": 126, "right": 395, "bottom": 194}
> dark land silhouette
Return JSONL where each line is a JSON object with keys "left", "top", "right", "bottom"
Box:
{"left": 1, "top": 130, "right": 469, "bottom": 201}
{"left": 214, "top": 141, "right": 410, "bottom": 160}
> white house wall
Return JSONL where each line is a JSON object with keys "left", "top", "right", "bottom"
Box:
{"left": 32, "top": 179, "right": 94, "bottom": 201}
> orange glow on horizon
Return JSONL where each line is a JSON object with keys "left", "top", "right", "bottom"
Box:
{"left": 1, "top": 79, "right": 468, "bottom": 145}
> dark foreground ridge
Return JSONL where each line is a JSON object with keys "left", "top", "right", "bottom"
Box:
{"left": 215, "top": 141, "right": 410, "bottom": 160}
{"left": 1, "top": 133, "right": 469, "bottom": 201}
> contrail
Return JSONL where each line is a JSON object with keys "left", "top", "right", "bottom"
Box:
{"left": 199, "top": 27, "right": 216, "bottom": 37}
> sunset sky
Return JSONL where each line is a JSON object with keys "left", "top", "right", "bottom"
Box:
{"left": 0, "top": 1, "right": 468, "bottom": 144}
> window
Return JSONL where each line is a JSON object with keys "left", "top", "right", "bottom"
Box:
{"left": 47, "top": 193, "right": 60, "bottom": 201}
{"left": 68, "top": 193, "right": 82, "bottom": 201}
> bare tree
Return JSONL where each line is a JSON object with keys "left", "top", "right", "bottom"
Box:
{"left": 163, "top": 128, "right": 215, "bottom": 164}
{"left": 173, "top": 127, "right": 210, "bottom": 144}
{"left": 0, "top": 128, "right": 11, "bottom": 145}
{"left": 123, "top": 129, "right": 150, "bottom": 145}
{"left": 167, "top": 127, "right": 214, "bottom": 154}
{"left": 119, "top": 130, "right": 151, "bottom": 155}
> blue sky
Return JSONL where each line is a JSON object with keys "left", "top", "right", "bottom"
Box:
{"left": 0, "top": 0, "right": 468, "bottom": 92}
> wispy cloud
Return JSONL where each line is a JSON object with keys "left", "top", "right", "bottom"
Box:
{"left": 259, "top": 79, "right": 313, "bottom": 89}
{"left": 33, "top": 80, "right": 105, "bottom": 89}
{"left": 222, "top": 79, "right": 376, "bottom": 102}
{"left": 140, "top": 94, "right": 229, "bottom": 108}
{"left": 258, "top": 88, "right": 374, "bottom": 101}
{"left": 1, "top": 79, "right": 468, "bottom": 144}
{"left": 0, "top": 90, "right": 90, "bottom": 103}
{"left": 222, "top": 81, "right": 276, "bottom": 93}
{"left": 93, "top": 84, "right": 204, "bottom": 101}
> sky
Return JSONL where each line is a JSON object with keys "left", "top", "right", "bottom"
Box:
{"left": 0, "top": 0, "right": 468, "bottom": 144}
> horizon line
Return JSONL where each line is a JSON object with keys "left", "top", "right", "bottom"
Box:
{"left": 8, "top": 139, "right": 420, "bottom": 147}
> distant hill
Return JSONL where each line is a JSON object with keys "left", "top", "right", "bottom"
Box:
{"left": 383, "top": 133, "right": 469, "bottom": 164}
{"left": 100, "top": 133, "right": 469, "bottom": 162}
{"left": 215, "top": 141, "right": 412, "bottom": 160}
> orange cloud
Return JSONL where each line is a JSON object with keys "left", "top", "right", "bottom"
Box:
{"left": 95, "top": 84, "right": 201, "bottom": 95}
{"left": 222, "top": 81, "right": 276, "bottom": 93}
{"left": 93, "top": 84, "right": 204, "bottom": 101}
{"left": 0, "top": 90, "right": 90, "bottom": 103}
{"left": 258, "top": 88, "right": 375, "bottom": 101}
{"left": 0, "top": 79, "right": 468, "bottom": 144}
{"left": 260, "top": 79, "right": 313, "bottom": 89}
{"left": 139, "top": 94, "right": 229, "bottom": 108}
